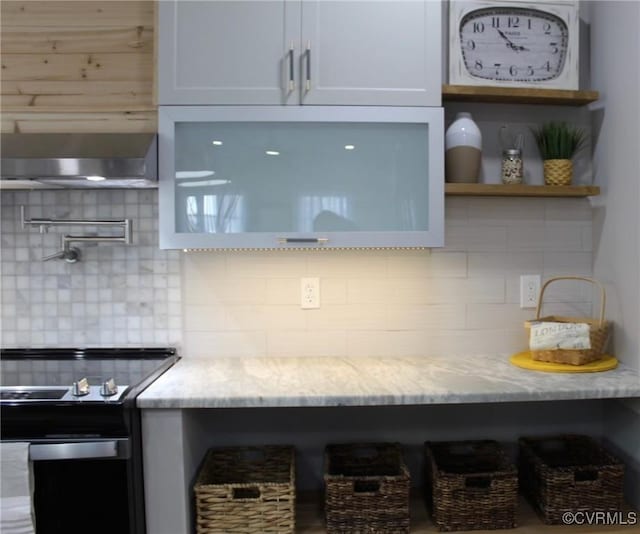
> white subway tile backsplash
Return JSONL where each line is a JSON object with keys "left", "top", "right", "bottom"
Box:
{"left": 424, "top": 278, "right": 505, "bottom": 304}
{"left": 347, "top": 278, "right": 393, "bottom": 304}
{"left": 581, "top": 225, "right": 593, "bottom": 252}
{"left": 444, "top": 197, "right": 468, "bottom": 227}
{"left": 179, "top": 197, "right": 590, "bottom": 358}
{"left": 387, "top": 251, "right": 467, "bottom": 278}
{"left": 306, "top": 305, "right": 388, "bottom": 331}
{"left": 264, "top": 278, "right": 300, "bottom": 305}
{"left": 316, "top": 278, "right": 347, "bottom": 305}
{"left": 543, "top": 252, "right": 593, "bottom": 277}
{"left": 468, "top": 252, "right": 544, "bottom": 278}
{"left": 267, "top": 330, "right": 347, "bottom": 357}
{"left": 468, "top": 198, "right": 545, "bottom": 226}
{"left": 544, "top": 222, "right": 585, "bottom": 252}
{"left": 185, "top": 331, "right": 266, "bottom": 358}
{"left": 226, "top": 252, "right": 308, "bottom": 278}
{"left": 386, "top": 304, "right": 466, "bottom": 330}
{"left": 307, "top": 250, "right": 388, "bottom": 278}
{"left": 466, "top": 303, "right": 534, "bottom": 330}
{"left": 544, "top": 198, "right": 593, "bottom": 221}
{"left": 444, "top": 225, "right": 508, "bottom": 252}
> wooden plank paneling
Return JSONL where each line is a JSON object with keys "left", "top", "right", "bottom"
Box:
{"left": 1, "top": 27, "right": 153, "bottom": 53}
{"left": 1, "top": 53, "right": 153, "bottom": 81}
{"left": 2, "top": 1, "right": 153, "bottom": 27}
{"left": 2, "top": 94, "right": 154, "bottom": 112}
{"left": 2, "top": 80, "right": 151, "bottom": 96}
{"left": 1, "top": 111, "right": 157, "bottom": 134}
{"left": 0, "top": 1, "right": 155, "bottom": 133}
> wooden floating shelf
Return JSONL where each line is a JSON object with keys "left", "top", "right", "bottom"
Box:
{"left": 442, "top": 85, "right": 599, "bottom": 106}
{"left": 445, "top": 183, "right": 600, "bottom": 198}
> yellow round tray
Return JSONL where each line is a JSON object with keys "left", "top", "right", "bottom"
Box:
{"left": 510, "top": 351, "right": 618, "bottom": 373}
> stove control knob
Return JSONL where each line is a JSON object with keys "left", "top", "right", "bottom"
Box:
{"left": 72, "top": 377, "right": 90, "bottom": 397}
{"left": 100, "top": 378, "right": 118, "bottom": 397}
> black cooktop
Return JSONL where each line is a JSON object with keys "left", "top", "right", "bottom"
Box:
{"left": 0, "top": 348, "right": 179, "bottom": 438}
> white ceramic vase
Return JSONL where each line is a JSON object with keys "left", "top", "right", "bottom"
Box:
{"left": 445, "top": 112, "right": 482, "bottom": 183}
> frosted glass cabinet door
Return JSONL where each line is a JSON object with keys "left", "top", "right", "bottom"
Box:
{"left": 159, "top": 106, "right": 444, "bottom": 249}
{"left": 158, "top": 1, "right": 300, "bottom": 105}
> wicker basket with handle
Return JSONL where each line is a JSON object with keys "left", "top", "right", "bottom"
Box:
{"left": 324, "top": 443, "right": 410, "bottom": 534}
{"left": 194, "top": 445, "right": 295, "bottom": 534}
{"left": 525, "top": 276, "right": 610, "bottom": 365}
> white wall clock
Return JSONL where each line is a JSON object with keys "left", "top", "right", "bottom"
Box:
{"left": 449, "top": 0, "right": 579, "bottom": 89}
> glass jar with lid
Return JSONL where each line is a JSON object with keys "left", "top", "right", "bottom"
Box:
{"left": 501, "top": 149, "right": 523, "bottom": 184}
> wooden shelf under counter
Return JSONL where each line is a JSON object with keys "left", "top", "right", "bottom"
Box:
{"left": 442, "top": 85, "right": 599, "bottom": 106}
{"left": 445, "top": 183, "right": 600, "bottom": 198}
{"left": 297, "top": 494, "right": 637, "bottom": 533}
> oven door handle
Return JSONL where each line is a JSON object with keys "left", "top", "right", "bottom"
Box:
{"left": 29, "top": 439, "right": 130, "bottom": 461}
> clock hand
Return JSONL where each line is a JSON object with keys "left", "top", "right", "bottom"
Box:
{"left": 497, "top": 29, "right": 529, "bottom": 52}
{"left": 497, "top": 29, "right": 516, "bottom": 47}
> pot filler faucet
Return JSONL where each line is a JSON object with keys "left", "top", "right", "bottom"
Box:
{"left": 21, "top": 206, "right": 132, "bottom": 263}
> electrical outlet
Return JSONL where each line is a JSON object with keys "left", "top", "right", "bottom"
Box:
{"left": 520, "top": 275, "right": 541, "bottom": 309}
{"left": 301, "top": 277, "right": 320, "bottom": 309}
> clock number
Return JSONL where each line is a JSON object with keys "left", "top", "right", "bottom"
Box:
{"left": 494, "top": 63, "right": 501, "bottom": 76}
{"left": 492, "top": 17, "right": 500, "bottom": 28}
{"left": 475, "top": 60, "right": 483, "bottom": 71}
{"left": 467, "top": 39, "right": 476, "bottom": 50}
{"left": 527, "top": 65, "right": 534, "bottom": 76}
{"left": 473, "top": 21, "right": 485, "bottom": 33}
{"left": 550, "top": 42, "right": 559, "bottom": 54}
{"left": 527, "top": 19, "right": 532, "bottom": 30}
{"left": 543, "top": 22, "right": 551, "bottom": 34}
{"left": 544, "top": 61, "right": 551, "bottom": 72}
{"left": 509, "top": 65, "right": 518, "bottom": 76}
{"left": 508, "top": 16, "right": 520, "bottom": 28}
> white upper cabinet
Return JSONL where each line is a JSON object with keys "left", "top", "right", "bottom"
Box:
{"left": 300, "top": 1, "right": 441, "bottom": 106}
{"left": 158, "top": 1, "right": 301, "bottom": 105}
{"left": 158, "top": 0, "right": 441, "bottom": 106}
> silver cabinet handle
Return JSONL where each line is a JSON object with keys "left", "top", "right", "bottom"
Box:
{"left": 277, "top": 237, "right": 328, "bottom": 245}
{"left": 305, "top": 41, "right": 311, "bottom": 92}
{"left": 287, "top": 41, "right": 295, "bottom": 92}
{"left": 29, "top": 439, "right": 130, "bottom": 461}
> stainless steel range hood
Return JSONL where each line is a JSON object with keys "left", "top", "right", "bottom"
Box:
{"left": 1, "top": 133, "right": 157, "bottom": 189}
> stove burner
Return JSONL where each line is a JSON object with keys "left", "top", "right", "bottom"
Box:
{"left": 0, "top": 389, "right": 67, "bottom": 401}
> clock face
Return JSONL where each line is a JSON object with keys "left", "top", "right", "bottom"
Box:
{"left": 459, "top": 7, "right": 569, "bottom": 82}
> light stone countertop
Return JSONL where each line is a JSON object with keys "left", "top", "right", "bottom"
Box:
{"left": 136, "top": 354, "right": 640, "bottom": 409}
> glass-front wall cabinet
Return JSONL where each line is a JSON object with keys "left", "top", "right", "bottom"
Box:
{"left": 159, "top": 107, "right": 443, "bottom": 249}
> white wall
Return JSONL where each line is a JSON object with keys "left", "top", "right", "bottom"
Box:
{"left": 590, "top": 1, "right": 640, "bottom": 372}
{"left": 590, "top": 0, "right": 640, "bottom": 509}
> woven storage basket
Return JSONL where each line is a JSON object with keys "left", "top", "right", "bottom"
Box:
{"left": 519, "top": 435, "right": 624, "bottom": 524}
{"left": 425, "top": 440, "right": 518, "bottom": 532}
{"left": 543, "top": 159, "right": 573, "bottom": 186}
{"left": 525, "top": 276, "right": 610, "bottom": 365}
{"left": 324, "top": 443, "right": 410, "bottom": 534}
{"left": 194, "top": 445, "right": 295, "bottom": 534}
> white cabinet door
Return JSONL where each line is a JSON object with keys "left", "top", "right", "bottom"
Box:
{"left": 300, "top": 0, "right": 441, "bottom": 106}
{"left": 158, "top": 1, "right": 301, "bottom": 105}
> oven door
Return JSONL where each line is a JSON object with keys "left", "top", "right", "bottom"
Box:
{"left": 15, "top": 438, "right": 132, "bottom": 534}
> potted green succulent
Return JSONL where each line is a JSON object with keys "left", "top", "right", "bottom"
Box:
{"left": 531, "top": 122, "right": 587, "bottom": 186}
